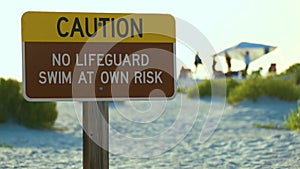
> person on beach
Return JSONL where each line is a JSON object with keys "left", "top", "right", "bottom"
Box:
{"left": 243, "top": 51, "right": 250, "bottom": 77}
{"left": 225, "top": 52, "right": 231, "bottom": 74}
{"left": 244, "top": 51, "right": 250, "bottom": 72}
{"left": 194, "top": 51, "right": 202, "bottom": 70}
{"left": 212, "top": 54, "right": 217, "bottom": 73}
{"left": 268, "top": 63, "right": 277, "bottom": 74}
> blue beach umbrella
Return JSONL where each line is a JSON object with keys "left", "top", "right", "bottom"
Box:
{"left": 217, "top": 42, "right": 277, "bottom": 62}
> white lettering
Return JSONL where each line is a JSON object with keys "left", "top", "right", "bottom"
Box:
{"left": 105, "top": 54, "right": 113, "bottom": 66}
{"left": 155, "top": 71, "right": 162, "bottom": 84}
{"left": 100, "top": 71, "right": 129, "bottom": 84}
{"left": 88, "top": 53, "right": 96, "bottom": 66}
{"left": 134, "top": 71, "right": 162, "bottom": 84}
{"left": 39, "top": 71, "right": 72, "bottom": 84}
{"left": 39, "top": 71, "right": 47, "bottom": 84}
{"left": 76, "top": 53, "right": 84, "bottom": 66}
{"left": 134, "top": 71, "right": 142, "bottom": 84}
{"left": 97, "top": 54, "right": 104, "bottom": 66}
{"left": 141, "top": 54, "right": 149, "bottom": 66}
{"left": 75, "top": 53, "right": 149, "bottom": 67}
{"left": 78, "top": 71, "right": 87, "bottom": 84}
{"left": 100, "top": 71, "right": 109, "bottom": 84}
{"left": 122, "top": 54, "right": 131, "bottom": 66}
{"left": 52, "top": 53, "right": 70, "bottom": 66}
{"left": 132, "top": 54, "right": 140, "bottom": 66}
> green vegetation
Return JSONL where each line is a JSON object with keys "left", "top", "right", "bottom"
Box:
{"left": 177, "top": 87, "right": 187, "bottom": 94}
{"left": 227, "top": 77, "right": 299, "bottom": 104}
{"left": 281, "top": 63, "right": 300, "bottom": 85}
{"left": 0, "top": 78, "right": 58, "bottom": 129}
{"left": 186, "top": 78, "right": 239, "bottom": 98}
{"left": 0, "top": 143, "right": 13, "bottom": 149}
{"left": 181, "top": 63, "right": 300, "bottom": 131}
{"left": 15, "top": 101, "right": 58, "bottom": 128}
{"left": 284, "top": 106, "right": 300, "bottom": 130}
{"left": 254, "top": 106, "right": 300, "bottom": 131}
{"left": 0, "top": 78, "right": 21, "bottom": 122}
{"left": 186, "top": 76, "right": 299, "bottom": 103}
{"left": 253, "top": 122, "right": 286, "bottom": 130}
{"left": 184, "top": 63, "right": 300, "bottom": 104}
{"left": 186, "top": 79, "right": 210, "bottom": 98}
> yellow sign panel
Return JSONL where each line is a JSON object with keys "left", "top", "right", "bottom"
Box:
{"left": 21, "top": 11, "right": 175, "bottom": 43}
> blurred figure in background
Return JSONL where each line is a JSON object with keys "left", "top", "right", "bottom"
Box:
{"left": 194, "top": 51, "right": 202, "bottom": 70}
{"left": 225, "top": 52, "right": 232, "bottom": 74}
{"left": 242, "top": 51, "right": 250, "bottom": 78}
{"left": 268, "top": 63, "right": 277, "bottom": 75}
{"left": 251, "top": 67, "right": 263, "bottom": 77}
{"left": 212, "top": 54, "right": 217, "bottom": 73}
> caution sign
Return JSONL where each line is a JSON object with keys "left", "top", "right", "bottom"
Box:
{"left": 22, "top": 12, "right": 176, "bottom": 101}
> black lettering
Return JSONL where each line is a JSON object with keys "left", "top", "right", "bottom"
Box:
{"left": 99, "top": 18, "right": 110, "bottom": 37}
{"left": 57, "top": 17, "right": 69, "bottom": 37}
{"left": 117, "top": 18, "right": 129, "bottom": 38}
{"left": 70, "top": 17, "right": 84, "bottom": 37}
{"left": 85, "top": 17, "right": 98, "bottom": 37}
{"left": 131, "top": 18, "right": 143, "bottom": 38}
{"left": 57, "top": 16, "right": 143, "bottom": 39}
{"left": 111, "top": 18, "right": 115, "bottom": 37}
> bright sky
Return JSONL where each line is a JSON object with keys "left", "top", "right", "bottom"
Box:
{"left": 1, "top": 0, "right": 300, "bottom": 81}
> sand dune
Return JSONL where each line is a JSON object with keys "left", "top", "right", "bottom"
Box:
{"left": 0, "top": 94, "right": 300, "bottom": 168}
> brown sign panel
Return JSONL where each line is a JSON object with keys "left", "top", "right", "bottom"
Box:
{"left": 22, "top": 12, "right": 176, "bottom": 101}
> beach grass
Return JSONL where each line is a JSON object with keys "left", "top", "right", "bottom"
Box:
{"left": 253, "top": 107, "right": 300, "bottom": 131}
{"left": 186, "top": 78, "right": 239, "bottom": 98}
{"left": 0, "top": 143, "right": 13, "bottom": 149}
{"left": 253, "top": 122, "right": 286, "bottom": 130}
{"left": 281, "top": 63, "right": 300, "bottom": 85}
{"left": 186, "top": 76, "right": 299, "bottom": 104}
{"left": 177, "top": 87, "right": 187, "bottom": 94}
{"left": 227, "top": 76, "right": 299, "bottom": 104}
{"left": 15, "top": 101, "right": 58, "bottom": 129}
{"left": 0, "top": 78, "right": 21, "bottom": 123}
{"left": 183, "top": 63, "right": 300, "bottom": 131}
{"left": 284, "top": 106, "right": 300, "bottom": 130}
{"left": 0, "top": 78, "right": 58, "bottom": 129}
{"left": 185, "top": 63, "right": 300, "bottom": 104}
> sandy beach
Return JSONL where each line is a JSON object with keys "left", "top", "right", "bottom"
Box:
{"left": 1, "top": 94, "right": 300, "bottom": 168}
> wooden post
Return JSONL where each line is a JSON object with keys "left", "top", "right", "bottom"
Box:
{"left": 83, "top": 101, "right": 109, "bottom": 169}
